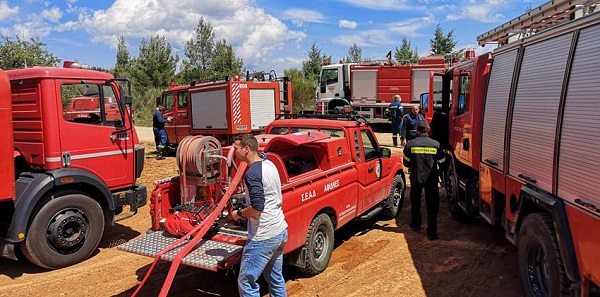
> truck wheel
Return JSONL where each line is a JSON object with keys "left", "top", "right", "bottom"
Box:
{"left": 21, "top": 194, "right": 104, "bottom": 269}
{"left": 383, "top": 174, "right": 405, "bottom": 218}
{"left": 518, "top": 213, "right": 571, "bottom": 297}
{"left": 299, "top": 213, "right": 334, "bottom": 275}
{"left": 446, "top": 158, "right": 468, "bottom": 221}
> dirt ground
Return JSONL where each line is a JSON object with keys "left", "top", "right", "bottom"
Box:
{"left": 0, "top": 128, "right": 525, "bottom": 297}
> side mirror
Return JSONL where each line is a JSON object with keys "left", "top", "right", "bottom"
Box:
{"left": 420, "top": 93, "right": 429, "bottom": 111}
{"left": 379, "top": 147, "right": 391, "bottom": 158}
{"left": 123, "top": 95, "right": 132, "bottom": 106}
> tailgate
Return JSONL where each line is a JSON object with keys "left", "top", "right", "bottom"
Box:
{"left": 118, "top": 230, "right": 245, "bottom": 271}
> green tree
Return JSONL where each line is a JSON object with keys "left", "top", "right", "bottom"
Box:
{"left": 345, "top": 43, "right": 362, "bottom": 63}
{"left": 429, "top": 24, "right": 457, "bottom": 55}
{"left": 129, "top": 35, "right": 179, "bottom": 89}
{"left": 0, "top": 36, "right": 60, "bottom": 69}
{"left": 302, "top": 42, "right": 330, "bottom": 80}
{"left": 395, "top": 36, "right": 419, "bottom": 65}
{"left": 212, "top": 39, "right": 244, "bottom": 80}
{"left": 179, "top": 17, "right": 215, "bottom": 83}
{"left": 113, "top": 35, "right": 130, "bottom": 78}
{"left": 284, "top": 68, "right": 316, "bottom": 112}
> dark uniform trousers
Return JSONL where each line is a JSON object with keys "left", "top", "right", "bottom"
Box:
{"left": 410, "top": 170, "right": 439, "bottom": 236}
{"left": 403, "top": 133, "right": 445, "bottom": 237}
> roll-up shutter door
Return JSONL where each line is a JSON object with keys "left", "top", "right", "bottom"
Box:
{"left": 250, "top": 89, "right": 276, "bottom": 130}
{"left": 191, "top": 89, "right": 227, "bottom": 129}
{"left": 481, "top": 50, "right": 518, "bottom": 170}
{"left": 508, "top": 32, "right": 573, "bottom": 192}
{"left": 558, "top": 24, "right": 600, "bottom": 206}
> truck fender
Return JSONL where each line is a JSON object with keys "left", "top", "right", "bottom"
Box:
{"left": 514, "top": 185, "right": 580, "bottom": 283}
{"left": 7, "top": 168, "right": 113, "bottom": 244}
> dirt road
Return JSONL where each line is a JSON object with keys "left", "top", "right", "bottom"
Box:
{"left": 0, "top": 129, "right": 525, "bottom": 297}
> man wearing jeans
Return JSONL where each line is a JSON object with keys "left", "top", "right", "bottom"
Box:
{"left": 231, "top": 134, "right": 288, "bottom": 297}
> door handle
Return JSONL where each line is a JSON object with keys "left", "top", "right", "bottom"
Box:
{"left": 574, "top": 198, "right": 600, "bottom": 213}
{"left": 368, "top": 167, "right": 374, "bottom": 173}
{"left": 484, "top": 159, "right": 498, "bottom": 166}
{"left": 517, "top": 173, "right": 537, "bottom": 184}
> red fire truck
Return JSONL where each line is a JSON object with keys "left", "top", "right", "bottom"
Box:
{"left": 426, "top": 1, "right": 600, "bottom": 295}
{"left": 317, "top": 56, "right": 447, "bottom": 121}
{"left": 0, "top": 63, "right": 147, "bottom": 269}
{"left": 159, "top": 74, "right": 292, "bottom": 149}
{"left": 119, "top": 115, "right": 405, "bottom": 295}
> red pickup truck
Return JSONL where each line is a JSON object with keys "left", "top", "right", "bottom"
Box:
{"left": 119, "top": 116, "right": 405, "bottom": 292}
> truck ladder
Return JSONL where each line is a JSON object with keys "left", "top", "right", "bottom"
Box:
{"left": 119, "top": 162, "right": 248, "bottom": 297}
{"left": 477, "top": 0, "right": 599, "bottom": 46}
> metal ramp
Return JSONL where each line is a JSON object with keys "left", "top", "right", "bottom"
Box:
{"left": 118, "top": 231, "right": 244, "bottom": 271}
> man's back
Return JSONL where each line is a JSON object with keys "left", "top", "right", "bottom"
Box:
{"left": 244, "top": 159, "right": 288, "bottom": 241}
{"left": 403, "top": 134, "right": 442, "bottom": 185}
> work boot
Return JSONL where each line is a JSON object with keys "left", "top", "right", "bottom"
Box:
{"left": 392, "top": 136, "right": 398, "bottom": 147}
{"left": 156, "top": 146, "right": 165, "bottom": 160}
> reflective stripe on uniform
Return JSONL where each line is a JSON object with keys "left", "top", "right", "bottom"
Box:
{"left": 438, "top": 157, "right": 446, "bottom": 163}
{"left": 410, "top": 147, "right": 437, "bottom": 154}
{"left": 403, "top": 155, "right": 411, "bottom": 161}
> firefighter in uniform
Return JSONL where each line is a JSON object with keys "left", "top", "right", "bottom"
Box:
{"left": 386, "top": 94, "right": 404, "bottom": 147}
{"left": 401, "top": 105, "right": 425, "bottom": 146}
{"left": 402, "top": 120, "right": 445, "bottom": 240}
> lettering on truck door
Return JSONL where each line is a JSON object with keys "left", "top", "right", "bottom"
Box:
{"left": 59, "top": 81, "right": 134, "bottom": 189}
{"left": 355, "top": 129, "right": 385, "bottom": 214}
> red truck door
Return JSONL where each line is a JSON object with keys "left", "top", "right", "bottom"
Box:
{"left": 59, "top": 81, "right": 135, "bottom": 189}
{"left": 450, "top": 69, "right": 473, "bottom": 167}
{"left": 172, "top": 90, "right": 189, "bottom": 144}
{"left": 355, "top": 128, "right": 386, "bottom": 213}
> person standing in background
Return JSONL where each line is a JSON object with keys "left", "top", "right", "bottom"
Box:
{"left": 386, "top": 94, "right": 404, "bottom": 147}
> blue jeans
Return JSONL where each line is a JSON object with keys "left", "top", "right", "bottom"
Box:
{"left": 238, "top": 229, "right": 288, "bottom": 297}
{"left": 152, "top": 127, "right": 167, "bottom": 148}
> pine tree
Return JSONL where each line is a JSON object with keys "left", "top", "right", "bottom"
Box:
{"left": 345, "top": 43, "right": 362, "bottom": 63}
{"left": 129, "top": 35, "right": 178, "bottom": 89}
{"left": 212, "top": 39, "right": 244, "bottom": 79}
{"left": 394, "top": 36, "right": 419, "bottom": 65}
{"left": 113, "top": 36, "right": 130, "bottom": 78}
{"left": 302, "top": 42, "right": 330, "bottom": 80}
{"left": 429, "top": 24, "right": 457, "bottom": 55}
{"left": 180, "top": 17, "right": 216, "bottom": 83}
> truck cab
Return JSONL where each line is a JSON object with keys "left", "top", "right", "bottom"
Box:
{"left": 1, "top": 65, "right": 146, "bottom": 269}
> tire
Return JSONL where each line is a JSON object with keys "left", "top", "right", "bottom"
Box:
{"left": 518, "top": 213, "right": 571, "bottom": 297}
{"left": 445, "top": 158, "right": 468, "bottom": 222}
{"left": 21, "top": 194, "right": 105, "bottom": 269}
{"left": 383, "top": 174, "right": 405, "bottom": 218}
{"left": 299, "top": 213, "right": 335, "bottom": 275}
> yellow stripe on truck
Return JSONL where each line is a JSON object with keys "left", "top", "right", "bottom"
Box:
{"left": 410, "top": 147, "right": 437, "bottom": 154}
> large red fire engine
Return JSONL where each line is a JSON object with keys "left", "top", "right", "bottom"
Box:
{"left": 317, "top": 56, "right": 447, "bottom": 121}
{"left": 0, "top": 63, "right": 147, "bottom": 269}
{"left": 119, "top": 115, "right": 405, "bottom": 296}
{"left": 426, "top": 1, "right": 600, "bottom": 295}
{"left": 159, "top": 73, "right": 292, "bottom": 149}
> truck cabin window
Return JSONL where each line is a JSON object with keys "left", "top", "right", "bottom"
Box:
{"left": 320, "top": 69, "right": 339, "bottom": 89}
{"left": 163, "top": 93, "right": 174, "bottom": 110}
{"left": 62, "top": 83, "right": 124, "bottom": 127}
{"left": 177, "top": 91, "right": 188, "bottom": 108}
{"left": 457, "top": 73, "right": 469, "bottom": 115}
{"left": 360, "top": 130, "right": 379, "bottom": 161}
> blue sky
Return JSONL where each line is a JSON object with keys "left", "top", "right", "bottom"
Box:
{"left": 0, "top": 0, "right": 546, "bottom": 75}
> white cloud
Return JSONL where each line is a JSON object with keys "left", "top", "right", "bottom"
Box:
{"left": 334, "top": 0, "right": 414, "bottom": 10}
{"left": 281, "top": 8, "right": 325, "bottom": 27}
{"left": 338, "top": 19, "right": 358, "bottom": 29}
{"left": 0, "top": 1, "right": 19, "bottom": 21}
{"left": 388, "top": 14, "right": 436, "bottom": 37}
{"left": 333, "top": 14, "right": 435, "bottom": 47}
{"left": 69, "top": 0, "right": 305, "bottom": 69}
{"left": 40, "top": 7, "right": 62, "bottom": 23}
{"left": 445, "top": 0, "right": 507, "bottom": 23}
